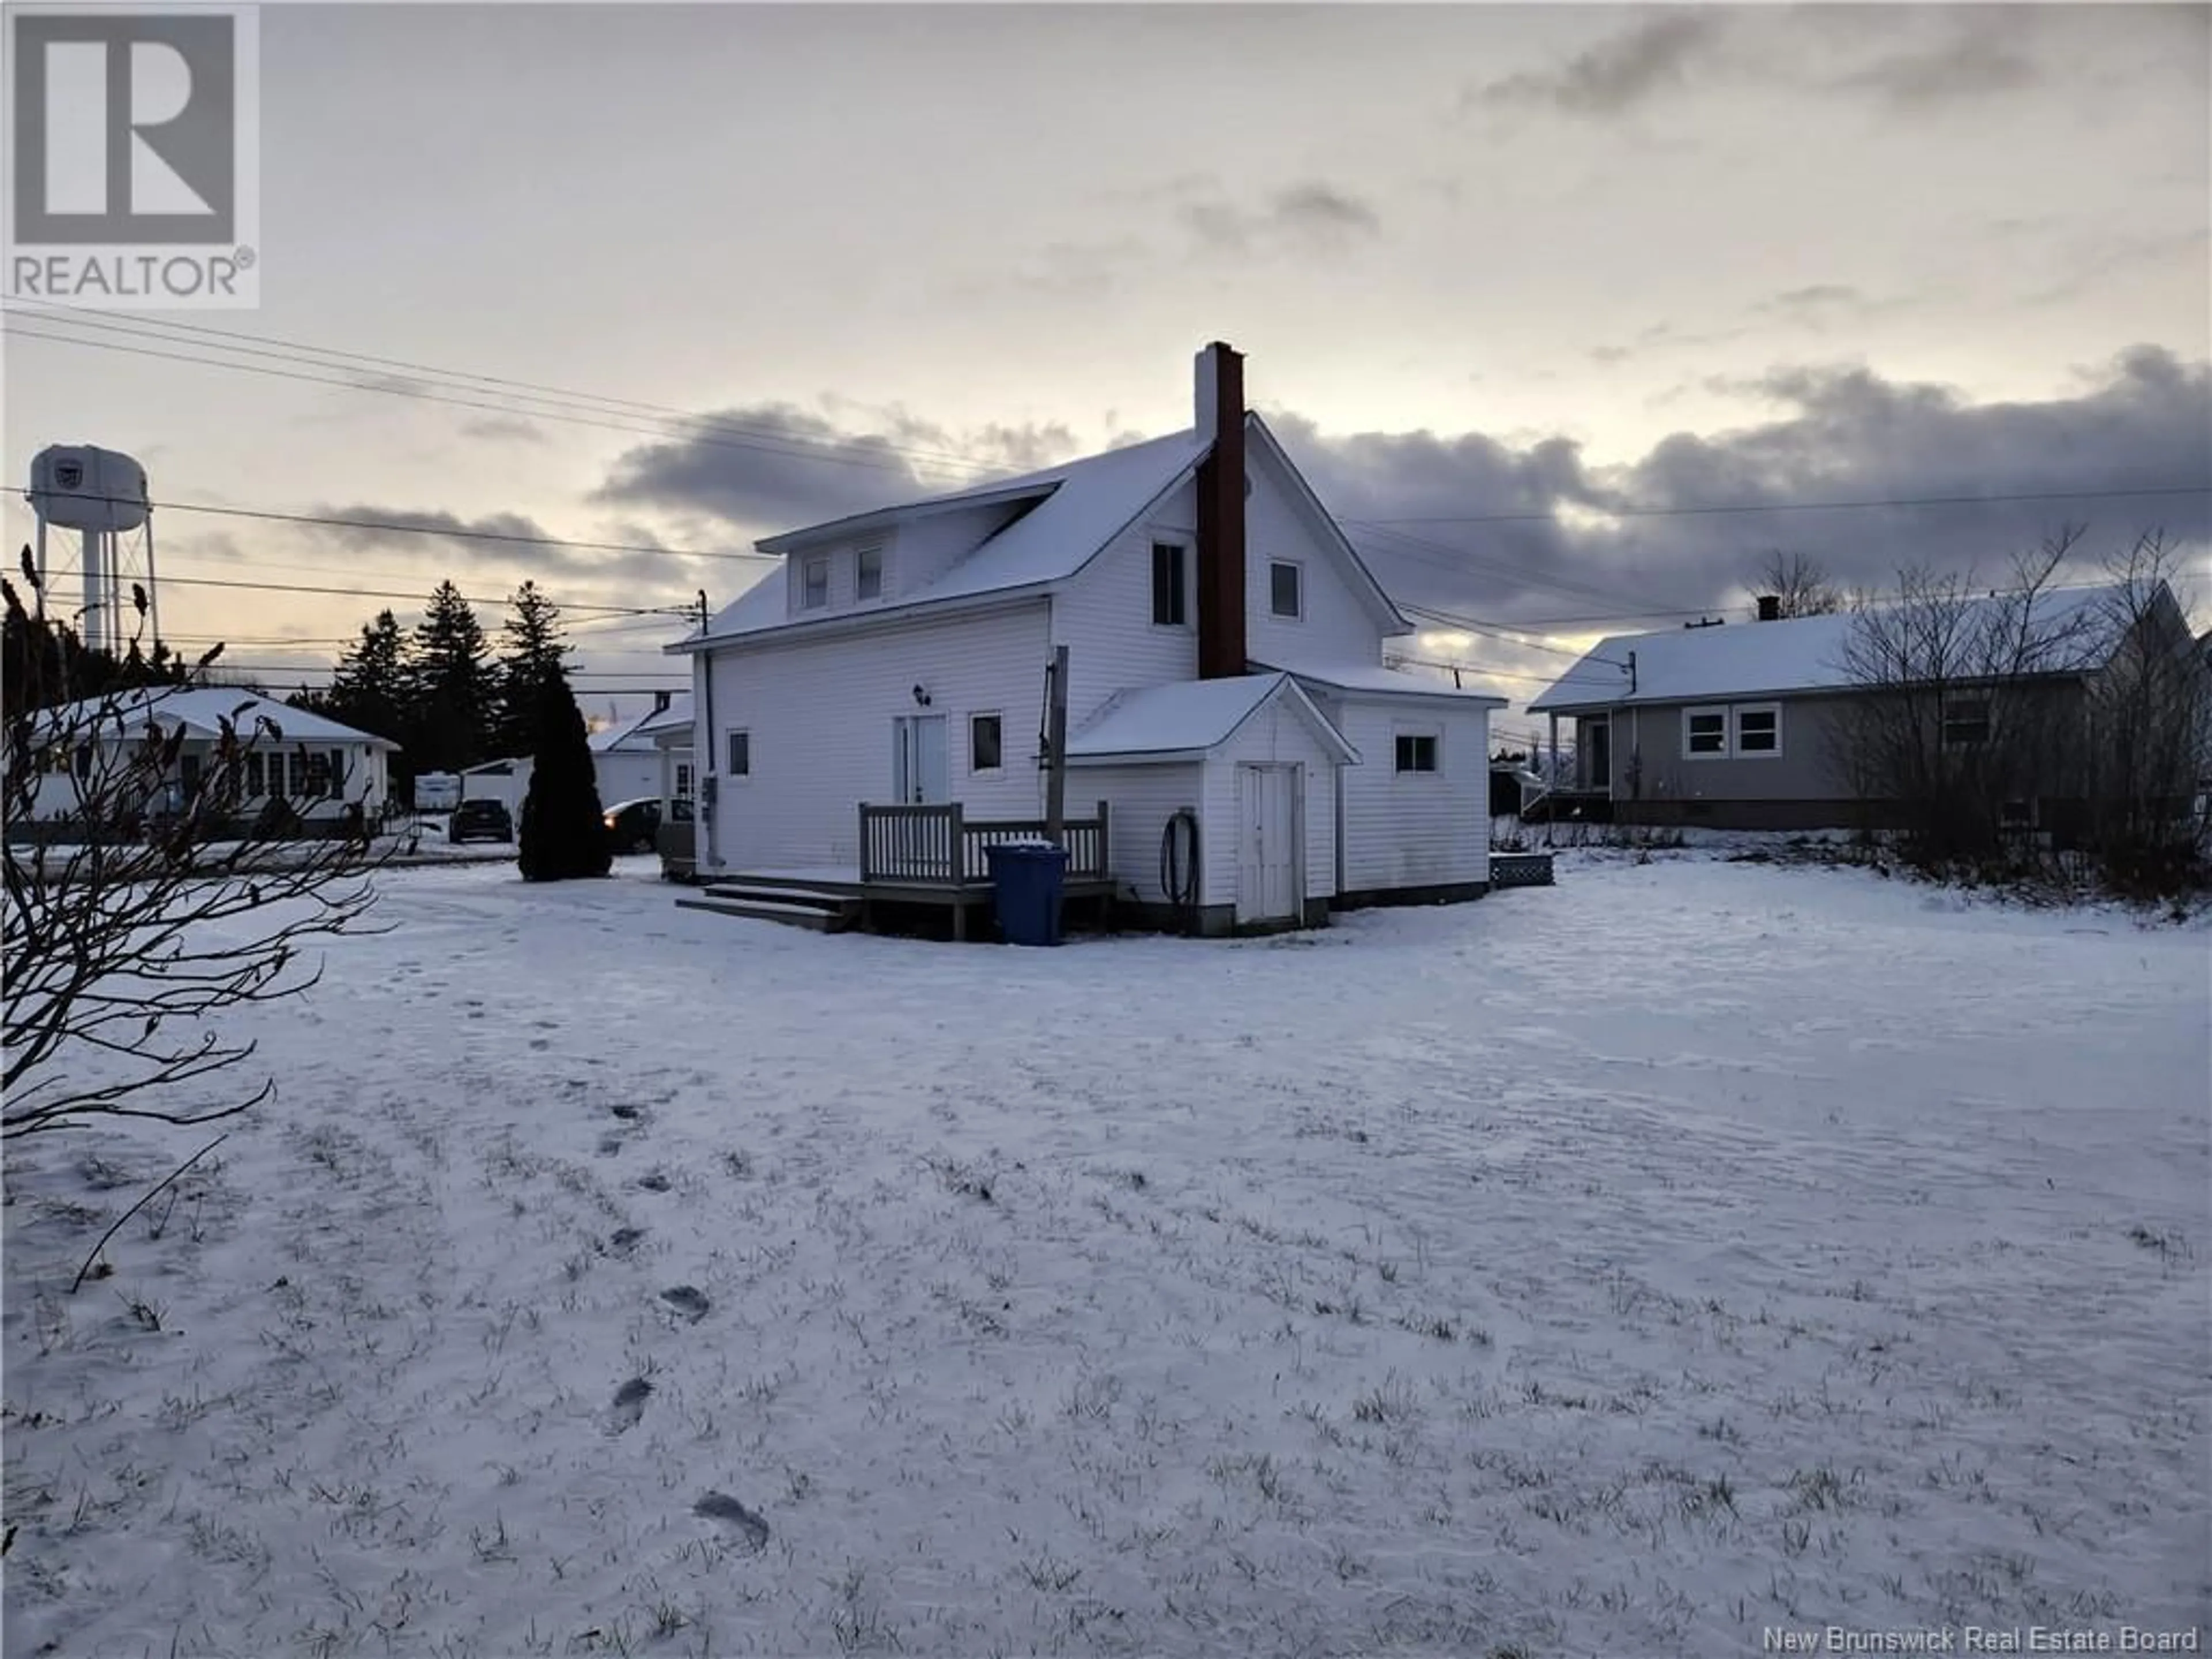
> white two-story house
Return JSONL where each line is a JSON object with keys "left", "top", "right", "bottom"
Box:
{"left": 668, "top": 342, "right": 1503, "bottom": 935}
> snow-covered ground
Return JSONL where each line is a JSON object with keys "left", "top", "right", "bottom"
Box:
{"left": 5, "top": 854, "right": 2207, "bottom": 1658}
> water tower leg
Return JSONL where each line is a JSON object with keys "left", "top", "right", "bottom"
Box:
{"left": 82, "top": 528, "right": 103, "bottom": 655}
{"left": 145, "top": 518, "right": 160, "bottom": 656}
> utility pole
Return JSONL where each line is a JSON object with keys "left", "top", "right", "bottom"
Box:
{"left": 1043, "top": 645, "right": 1069, "bottom": 846}
{"left": 695, "top": 589, "right": 709, "bottom": 634}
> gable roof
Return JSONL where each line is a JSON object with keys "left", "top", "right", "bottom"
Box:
{"left": 1528, "top": 584, "right": 2130, "bottom": 713}
{"left": 672, "top": 412, "right": 1408, "bottom": 653}
{"left": 1067, "top": 672, "right": 1358, "bottom": 767}
{"left": 30, "top": 687, "right": 399, "bottom": 750}
{"left": 589, "top": 699, "right": 689, "bottom": 753}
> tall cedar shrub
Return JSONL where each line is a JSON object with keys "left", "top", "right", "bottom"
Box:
{"left": 517, "top": 676, "right": 611, "bottom": 881}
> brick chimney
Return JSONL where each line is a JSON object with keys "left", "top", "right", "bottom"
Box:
{"left": 1193, "top": 341, "right": 1248, "bottom": 680}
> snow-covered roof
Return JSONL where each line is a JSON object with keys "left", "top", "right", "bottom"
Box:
{"left": 635, "top": 695, "right": 694, "bottom": 747}
{"left": 1261, "top": 657, "right": 1508, "bottom": 707}
{"left": 1067, "top": 673, "right": 1358, "bottom": 766}
{"left": 589, "top": 698, "right": 691, "bottom": 753}
{"left": 29, "top": 687, "right": 398, "bottom": 750}
{"left": 687, "top": 428, "right": 1209, "bottom": 647}
{"left": 1527, "top": 585, "right": 2128, "bottom": 713}
{"left": 673, "top": 412, "right": 1408, "bottom": 652}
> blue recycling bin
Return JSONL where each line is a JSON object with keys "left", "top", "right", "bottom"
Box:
{"left": 984, "top": 842, "right": 1069, "bottom": 946}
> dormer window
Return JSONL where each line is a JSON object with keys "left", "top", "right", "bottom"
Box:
{"left": 801, "top": 556, "right": 830, "bottom": 609}
{"left": 855, "top": 544, "right": 883, "bottom": 602}
{"left": 1270, "top": 560, "right": 1302, "bottom": 620}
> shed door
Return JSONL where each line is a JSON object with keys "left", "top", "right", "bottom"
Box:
{"left": 1236, "top": 764, "right": 1301, "bottom": 924}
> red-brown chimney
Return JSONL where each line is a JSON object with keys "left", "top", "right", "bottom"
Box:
{"left": 1194, "top": 341, "right": 1248, "bottom": 680}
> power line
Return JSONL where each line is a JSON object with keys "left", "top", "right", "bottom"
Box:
{"left": 3, "top": 320, "right": 1004, "bottom": 486}
{"left": 0, "top": 483, "right": 773, "bottom": 565}
{"left": 1344, "top": 483, "right": 2212, "bottom": 527}
{"left": 1351, "top": 519, "right": 1694, "bottom": 618}
{"left": 139, "top": 572, "right": 688, "bottom": 618}
{"left": 5, "top": 301, "right": 1014, "bottom": 479}
{"left": 1399, "top": 601, "right": 1631, "bottom": 669}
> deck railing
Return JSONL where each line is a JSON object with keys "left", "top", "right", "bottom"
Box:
{"left": 859, "top": 801, "right": 1110, "bottom": 885}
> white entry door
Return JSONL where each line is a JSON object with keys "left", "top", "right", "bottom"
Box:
{"left": 1236, "top": 764, "right": 1301, "bottom": 924}
{"left": 893, "top": 715, "right": 950, "bottom": 805}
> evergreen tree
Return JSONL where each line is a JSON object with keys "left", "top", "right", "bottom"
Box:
{"left": 328, "top": 611, "right": 412, "bottom": 742}
{"left": 491, "top": 581, "right": 570, "bottom": 757}
{"left": 517, "top": 673, "right": 611, "bottom": 881}
{"left": 408, "top": 581, "right": 491, "bottom": 774}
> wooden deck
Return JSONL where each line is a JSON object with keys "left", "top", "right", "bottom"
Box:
{"left": 691, "top": 804, "right": 1120, "bottom": 941}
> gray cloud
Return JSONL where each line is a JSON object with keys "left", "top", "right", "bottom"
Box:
{"left": 1177, "top": 180, "right": 1383, "bottom": 255}
{"left": 1832, "top": 12, "right": 2040, "bottom": 109}
{"left": 1272, "top": 347, "right": 2210, "bottom": 632}
{"left": 300, "top": 505, "right": 685, "bottom": 587}
{"left": 1472, "top": 11, "right": 1727, "bottom": 118}
{"left": 592, "top": 405, "right": 1078, "bottom": 537}
{"left": 459, "top": 415, "right": 549, "bottom": 445}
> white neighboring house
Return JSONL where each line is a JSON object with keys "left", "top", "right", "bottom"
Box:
{"left": 589, "top": 693, "right": 692, "bottom": 808}
{"left": 21, "top": 686, "right": 395, "bottom": 834}
{"left": 669, "top": 342, "right": 1504, "bottom": 934}
{"left": 459, "top": 756, "right": 532, "bottom": 819}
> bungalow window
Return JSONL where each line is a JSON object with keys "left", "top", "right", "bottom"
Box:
{"left": 1733, "top": 704, "right": 1781, "bottom": 757}
{"left": 304, "top": 753, "right": 334, "bottom": 798}
{"left": 1395, "top": 733, "right": 1438, "bottom": 774}
{"left": 1152, "top": 542, "right": 1187, "bottom": 627}
{"left": 1270, "top": 560, "right": 1303, "bottom": 619}
{"left": 1684, "top": 707, "right": 1729, "bottom": 757}
{"left": 244, "top": 752, "right": 265, "bottom": 797}
{"left": 855, "top": 544, "right": 883, "bottom": 602}
{"left": 727, "top": 730, "right": 751, "bottom": 777}
{"left": 970, "top": 713, "right": 1003, "bottom": 773}
{"left": 1944, "top": 698, "right": 1991, "bottom": 747}
{"left": 801, "top": 557, "right": 830, "bottom": 610}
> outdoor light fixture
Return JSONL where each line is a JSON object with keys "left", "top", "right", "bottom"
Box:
{"left": 911, "top": 684, "right": 931, "bottom": 707}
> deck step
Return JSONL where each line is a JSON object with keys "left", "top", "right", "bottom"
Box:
{"left": 676, "top": 894, "right": 857, "bottom": 931}
{"left": 700, "top": 883, "right": 857, "bottom": 908}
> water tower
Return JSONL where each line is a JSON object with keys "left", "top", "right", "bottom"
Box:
{"left": 26, "top": 446, "right": 157, "bottom": 657}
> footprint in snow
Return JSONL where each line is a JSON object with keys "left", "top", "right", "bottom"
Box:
{"left": 530, "top": 1038, "right": 552, "bottom": 1052}
{"left": 597, "top": 1135, "right": 624, "bottom": 1157}
{"left": 605, "top": 1376, "right": 652, "bottom": 1435}
{"left": 692, "top": 1492, "right": 770, "bottom": 1552}
{"left": 638, "top": 1172, "right": 672, "bottom": 1193}
{"left": 608, "top": 1227, "right": 646, "bottom": 1255}
{"left": 660, "top": 1286, "right": 710, "bottom": 1323}
{"left": 609, "top": 1103, "right": 645, "bottom": 1122}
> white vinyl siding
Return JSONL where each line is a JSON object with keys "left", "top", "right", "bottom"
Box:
{"left": 698, "top": 600, "right": 1052, "bottom": 872}
{"left": 1319, "top": 693, "right": 1493, "bottom": 895}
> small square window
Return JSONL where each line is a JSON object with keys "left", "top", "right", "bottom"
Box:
{"left": 971, "top": 713, "right": 1003, "bottom": 772}
{"left": 1685, "top": 709, "right": 1728, "bottom": 757}
{"left": 1270, "top": 560, "right": 1302, "bottom": 619}
{"left": 801, "top": 558, "right": 830, "bottom": 609}
{"left": 855, "top": 545, "right": 883, "bottom": 602}
{"left": 1395, "top": 733, "right": 1438, "bottom": 773}
{"left": 727, "top": 730, "right": 751, "bottom": 777}
{"left": 1152, "top": 543, "right": 1187, "bottom": 627}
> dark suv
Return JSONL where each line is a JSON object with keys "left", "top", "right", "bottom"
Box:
{"left": 448, "top": 799, "right": 514, "bottom": 843}
{"left": 603, "top": 797, "right": 662, "bottom": 854}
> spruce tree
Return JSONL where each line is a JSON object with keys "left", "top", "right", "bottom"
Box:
{"left": 329, "top": 611, "right": 412, "bottom": 743}
{"left": 491, "top": 581, "right": 570, "bottom": 757}
{"left": 517, "top": 673, "right": 611, "bottom": 881}
{"left": 408, "top": 581, "right": 491, "bottom": 774}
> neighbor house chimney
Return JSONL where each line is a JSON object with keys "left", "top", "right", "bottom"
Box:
{"left": 654, "top": 690, "right": 672, "bottom": 713}
{"left": 1756, "top": 594, "right": 1781, "bottom": 622}
{"left": 1194, "top": 341, "right": 1248, "bottom": 680}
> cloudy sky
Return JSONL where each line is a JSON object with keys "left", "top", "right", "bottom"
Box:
{"left": 3, "top": 1, "right": 2207, "bottom": 727}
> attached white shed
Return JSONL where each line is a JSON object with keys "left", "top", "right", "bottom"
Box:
{"left": 1068, "top": 672, "right": 1353, "bottom": 933}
